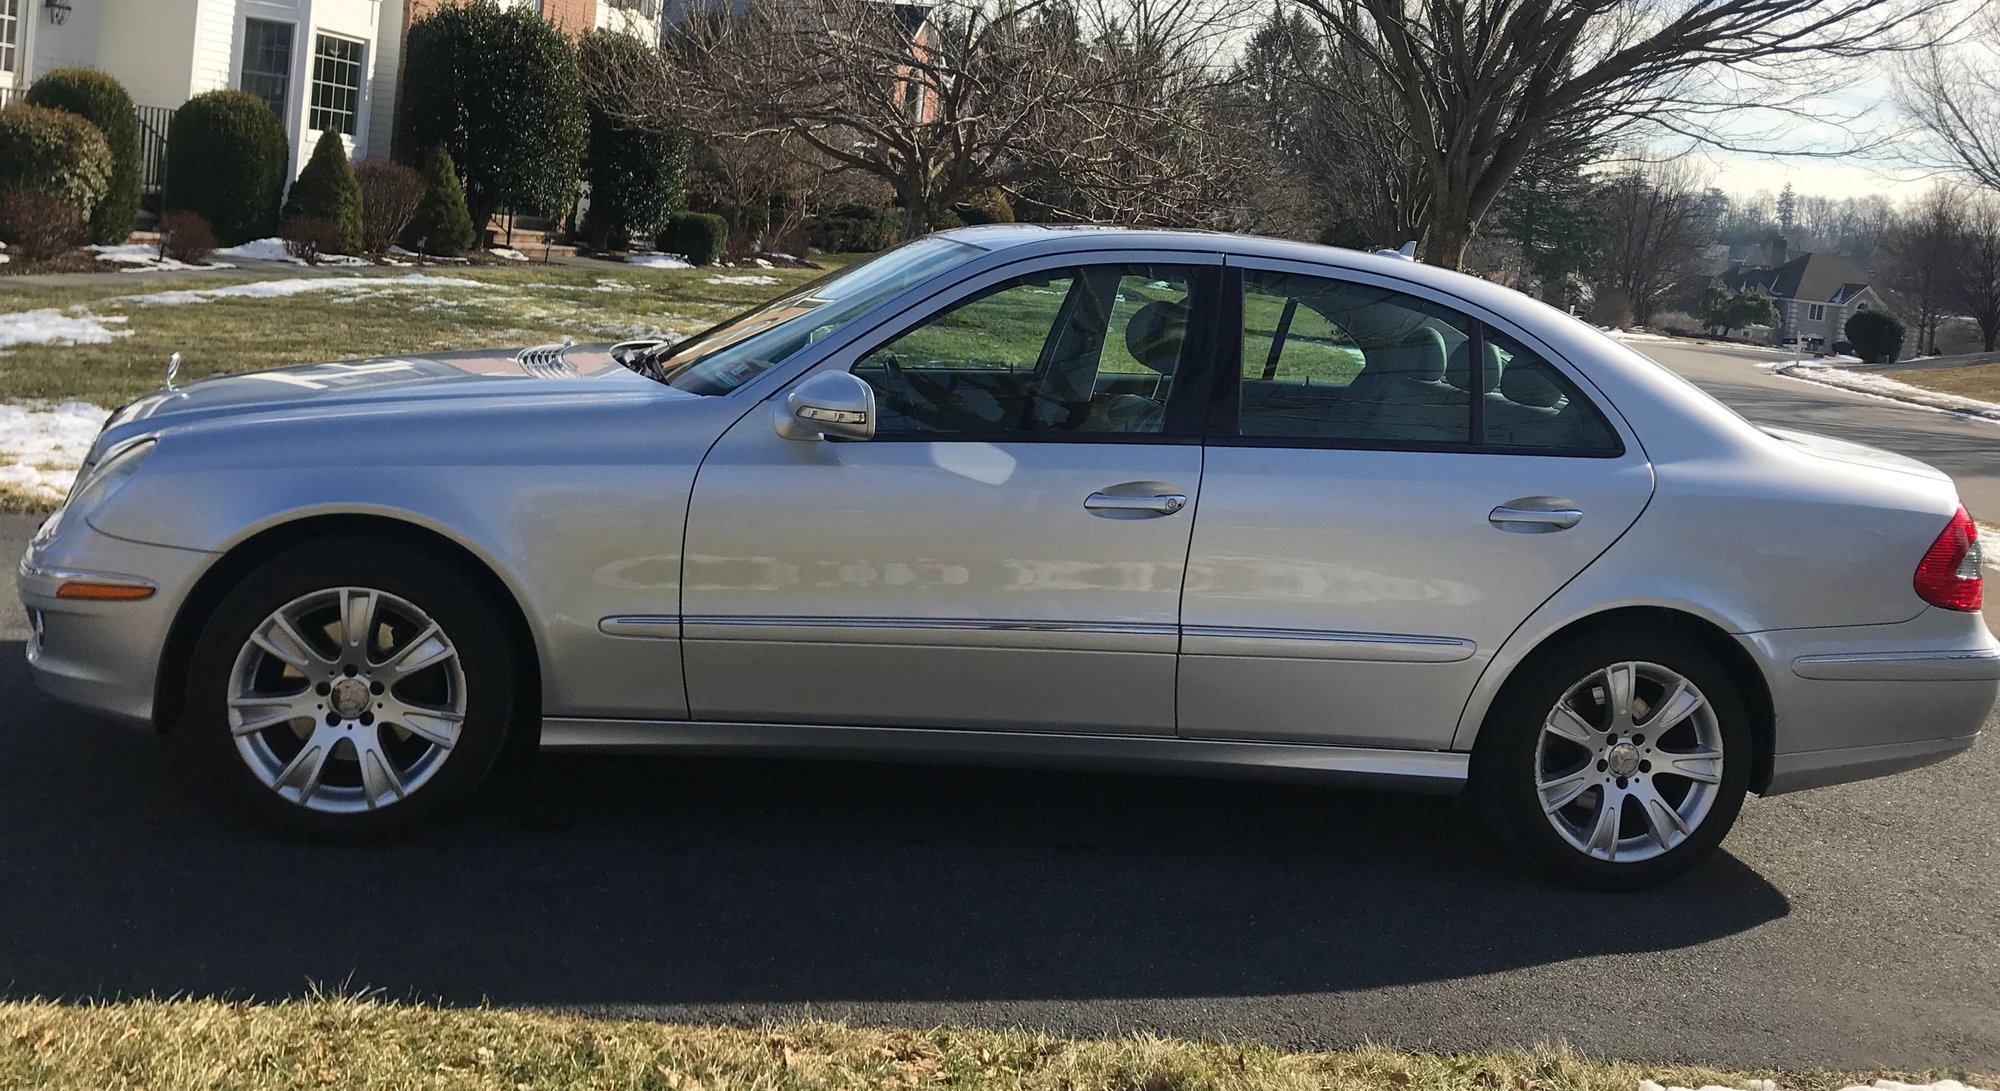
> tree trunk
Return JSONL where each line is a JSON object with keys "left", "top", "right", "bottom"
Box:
{"left": 1422, "top": 218, "right": 1472, "bottom": 269}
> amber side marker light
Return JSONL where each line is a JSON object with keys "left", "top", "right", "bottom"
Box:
{"left": 55, "top": 582, "right": 155, "bottom": 601}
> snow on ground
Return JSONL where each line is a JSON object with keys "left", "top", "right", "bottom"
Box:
{"left": 627, "top": 253, "right": 693, "bottom": 269}
{"left": 707, "top": 274, "right": 780, "bottom": 285}
{"left": 0, "top": 400, "right": 110, "bottom": 500}
{"left": 1643, "top": 1080, "right": 1991, "bottom": 1091}
{"left": 1768, "top": 361, "right": 2000, "bottom": 423}
{"left": 1602, "top": 327, "right": 1679, "bottom": 344}
{"left": 87, "top": 243, "right": 234, "bottom": 273}
{"left": 489, "top": 248, "right": 530, "bottom": 261}
{"left": 116, "top": 273, "right": 485, "bottom": 307}
{"left": 0, "top": 309, "right": 130, "bottom": 349}
{"left": 212, "top": 238, "right": 296, "bottom": 263}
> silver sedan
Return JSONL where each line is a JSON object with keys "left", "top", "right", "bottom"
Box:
{"left": 17, "top": 227, "right": 1996, "bottom": 887}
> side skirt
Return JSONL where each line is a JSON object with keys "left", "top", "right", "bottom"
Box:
{"left": 540, "top": 718, "right": 1470, "bottom": 794}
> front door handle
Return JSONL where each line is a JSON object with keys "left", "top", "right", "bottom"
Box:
{"left": 1489, "top": 504, "right": 1583, "bottom": 531}
{"left": 1085, "top": 491, "right": 1188, "bottom": 517}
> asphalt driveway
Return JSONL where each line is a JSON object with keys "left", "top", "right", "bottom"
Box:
{"left": 1, "top": 339, "right": 1995, "bottom": 1071}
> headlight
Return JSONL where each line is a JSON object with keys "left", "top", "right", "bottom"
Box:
{"left": 39, "top": 435, "right": 156, "bottom": 541}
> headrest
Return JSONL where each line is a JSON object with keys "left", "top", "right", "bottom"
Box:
{"left": 1500, "top": 366, "right": 1565, "bottom": 408}
{"left": 1364, "top": 326, "right": 1448, "bottom": 382}
{"left": 1125, "top": 301, "right": 1186, "bottom": 375}
{"left": 1447, "top": 339, "right": 1502, "bottom": 393}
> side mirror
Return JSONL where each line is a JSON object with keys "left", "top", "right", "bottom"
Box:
{"left": 773, "top": 370, "right": 876, "bottom": 441}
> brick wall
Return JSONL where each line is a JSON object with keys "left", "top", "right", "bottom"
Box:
{"left": 405, "top": 0, "right": 595, "bottom": 38}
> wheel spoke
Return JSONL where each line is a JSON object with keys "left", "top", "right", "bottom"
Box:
{"left": 353, "top": 727, "right": 407, "bottom": 810}
{"left": 1544, "top": 703, "right": 1597, "bottom": 746}
{"left": 378, "top": 621, "right": 454, "bottom": 682}
{"left": 1585, "top": 788, "right": 1622, "bottom": 859}
{"left": 1642, "top": 677, "right": 1704, "bottom": 735}
{"left": 272, "top": 726, "right": 337, "bottom": 804}
{"left": 1537, "top": 766, "right": 1592, "bottom": 813}
{"left": 251, "top": 613, "right": 330, "bottom": 672}
{"left": 337, "top": 589, "right": 379, "bottom": 660}
{"left": 1604, "top": 662, "right": 1637, "bottom": 730}
{"left": 229, "top": 691, "right": 315, "bottom": 735}
{"left": 384, "top": 699, "right": 462, "bottom": 750}
{"left": 1662, "top": 747, "right": 1724, "bottom": 784}
{"left": 1634, "top": 782, "right": 1690, "bottom": 850}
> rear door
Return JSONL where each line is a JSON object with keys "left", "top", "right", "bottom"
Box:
{"left": 1177, "top": 259, "right": 1656, "bottom": 749}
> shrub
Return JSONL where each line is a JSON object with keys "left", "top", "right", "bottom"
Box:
{"left": 280, "top": 215, "right": 341, "bottom": 263}
{"left": 398, "top": 1, "right": 586, "bottom": 227}
{"left": 656, "top": 211, "right": 728, "bottom": 266}
{"left": 355, "top": 159, "right": 426, "bottom": 255}
{"left": 404, "top": 145, "right": 477, "bottom": 257}
{"left": 159, "top": 209, "right": 216, "bottom": 263}
{"left": 1846, "top": 309, "right": 1906, "bottom": 364}
{"left": 713, "top": 199, "right": 771, "bottom": 242}
{"left": 0, "top": 103, "right": 113, "bottom": 219}
{"left": 954, "top": 187, "right": 1014, "bottom": 226}
{"left": 811, "top": 203, "right": 899, "bottom": 253}
{"left": 930, "top": 207, "right": 966, "bottom": 231}
{"left": 282, "top": 128, "right": 364, "bottom": 254}
{"left": 163, "top": 90, "right": 289, "bottom": 245}
{"left": 0, "top": 188, "right": 86, "bottom": 262}
{"left": 578, "top": 30, "right": 687, "bottom": 253}
{"left": 25, "top": 68, "right": 141, "bottom": 245}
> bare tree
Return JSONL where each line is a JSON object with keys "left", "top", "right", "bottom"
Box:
{"left": 1594, "top": 158, "right": 1715, "bottom": 325}
{"left": 1881, "top": 184, "right": 1965, "bottom": 356}
{"left": 1285, "top": 0, "right": 1939, "bottom": 268}
{"left": 1899, "top": 5, "right": 2000, "bottom": 190}
{"left": 1957, "top": 194, "right": 2000, "bottom": 353}
{"left": 595, "top": 0, "right": 1248, "bottom": 234}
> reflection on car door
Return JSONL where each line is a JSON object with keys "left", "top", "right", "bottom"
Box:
{"left": 1177, "top": 260, "right": 1656, "bottom": 749}
{"left": 682, "top": 256, "right": 1221, "bottom": 735}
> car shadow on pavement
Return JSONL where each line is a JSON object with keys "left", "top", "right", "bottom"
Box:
{"left": 0, "top": 643, "right": 1789, "bottom": 1009}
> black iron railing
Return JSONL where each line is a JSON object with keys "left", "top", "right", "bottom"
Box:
{"left": 134, "top": 103, "right": 174, "bottom": 196}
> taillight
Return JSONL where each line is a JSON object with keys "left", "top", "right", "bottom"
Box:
{"left": 1914, "top": 507, "right": 1983, "bottom": 611}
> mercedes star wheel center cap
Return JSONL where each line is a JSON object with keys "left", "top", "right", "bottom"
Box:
{"left": 1606, "top": 741, "right": 1642, "bottom": 777}
{"left": 330, "top": 678, "right": 370, "bottom": 719}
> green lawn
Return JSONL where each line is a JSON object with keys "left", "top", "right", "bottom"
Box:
{"left": 0, "top": 261, "right": 848, "bottom": 407}
{"left": 1, "top": 998, "right": 1980, "bottom": 1091}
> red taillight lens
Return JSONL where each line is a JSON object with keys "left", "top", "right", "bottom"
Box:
{"left": 1914, "top": 507, "right": 1983, "bottom": 612}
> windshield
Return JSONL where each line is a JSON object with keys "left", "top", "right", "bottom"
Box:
{"left": 654, "top": 236, "right": 987, "bottom": 395}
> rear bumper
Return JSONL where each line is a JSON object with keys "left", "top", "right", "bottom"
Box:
{"left": 1746, "top": 610, "right": 1998, "bottom": 796}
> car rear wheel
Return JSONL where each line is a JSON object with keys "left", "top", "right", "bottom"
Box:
{"left": 186, "top": 539, "right": 517, "bottom": 838}
{"left": 1476, "top": 627, "right": 1752, "bottom": 890}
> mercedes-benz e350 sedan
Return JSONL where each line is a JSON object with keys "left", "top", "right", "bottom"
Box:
{"left": 19, "top": 227, "right": 1997, "bottom": 887}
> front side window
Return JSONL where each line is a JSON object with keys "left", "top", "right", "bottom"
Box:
{"left": 0, "top": 0, "right": 20, "bottom": 76}
{"left": 854, "top": 264, "right": 1199, "bottom": 437}
{"left": 240, "top": 19, "right": 295, "bottom": 117}
{"left": 308, "top": 33, "right": 365, "bottom": 134}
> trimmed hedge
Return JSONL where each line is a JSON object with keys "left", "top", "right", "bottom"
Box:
{"left": 657, "top": 211, "right": 728, "bottom": 266}
{"left": 713, "top": 199, "right": 770, "bottom": 241}
{"left": 163, "top": 90, "right": 289, "bottom": 245}
{"left": 405, "top": 144, "right": 477, "bottom": 257}
{"left": 1846, "top": 309, "right": 1906, "bottom": 364}
{"left": 282, "top": 128, "right": 363, "bottom": 254}
{"left": 25, "top": 68, "right": 141, "bottom": 245}
{"left": 0, "top": 103, "right": 113, "bottom": 220}
{"left": 812, "top": 203, "right": 899, "bottom": 252}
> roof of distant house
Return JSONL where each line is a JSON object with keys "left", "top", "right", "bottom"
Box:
{"left": 1718, "top": 251, "right": 1873, "bottom": 304}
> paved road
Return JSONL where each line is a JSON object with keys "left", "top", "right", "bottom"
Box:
{"left": 2, "top": 342, "right": 1996, "bottom": 1071}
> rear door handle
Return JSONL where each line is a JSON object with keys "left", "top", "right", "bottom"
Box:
{"left": 1489, "top": 504, "right": 1583, "bottom": 531}
{"left": 1086, "top": 491, "right": 1188, "bottom": 517}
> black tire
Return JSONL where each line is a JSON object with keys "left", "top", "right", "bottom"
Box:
{"left": 1473, "top": 625, "right": 1753, "bottom": 890}
{"left": 184, "top": 537, "right": 519, "bottom": 840}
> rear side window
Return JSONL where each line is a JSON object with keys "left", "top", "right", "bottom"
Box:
{"left": 1479, "top": 329, "right": 1621, "bottom": 453}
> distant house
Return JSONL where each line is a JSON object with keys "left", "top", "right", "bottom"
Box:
{"left": 404, "top": 0, "right": 664, "bottom": 44}
{"left": 1, "top": 0, "right": 407, "bottom": 184}
{"left": 1717, "top": 236, "right": 1886, "bottom": 350}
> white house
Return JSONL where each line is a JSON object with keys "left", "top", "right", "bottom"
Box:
{"left": 0, "top": 0, "right": 406, "bottom": 181}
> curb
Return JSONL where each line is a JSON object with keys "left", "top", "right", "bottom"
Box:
{"left": 1770, "top": 362, "right": 2000, "bottom": 423}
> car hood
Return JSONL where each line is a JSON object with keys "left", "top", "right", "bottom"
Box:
{"left": 103, "top": 342, "right": 684, "bottom": 433}
{"left": 1762, "top": 426, "right": 1951, "bottom": 483}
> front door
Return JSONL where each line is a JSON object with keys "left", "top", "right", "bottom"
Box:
{"left": 682, "top": 257, "right": 1221, "bottom": 735}
{"left": 1177, "top": 261, "right": 1656, "bottom": 749}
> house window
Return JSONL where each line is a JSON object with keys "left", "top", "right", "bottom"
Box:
{"left": 240, "top": 19, "right": 296, "bottom": 116}
{"left": 308, "top": 34, "right": 365, "bottom": 134}
{"left": 1808, "top": 303, "right": 1826, "bottom": 321}
{"left": 0, "top": 0, "right": 20, "bottom": 76}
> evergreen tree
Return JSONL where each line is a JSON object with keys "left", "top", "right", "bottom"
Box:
{"left": 405, "top": 144, "right": 477, "bottom": 257}
{"left": 282, "top": 128, "right": 364, "bottom": 254}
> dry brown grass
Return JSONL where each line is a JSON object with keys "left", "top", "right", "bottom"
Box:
{"left": 1889, "top": 363, "right": 2000, "bottom": 405}
{"left": 0, "top": 998, "right": 1989, "bottom": 1091}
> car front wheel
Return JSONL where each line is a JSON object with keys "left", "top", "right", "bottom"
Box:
{"left": 186, "top": 538, "right": 518, "bottom": 838}
{"left": 1476, "top": 627, "right": 1752, "bottom": 889}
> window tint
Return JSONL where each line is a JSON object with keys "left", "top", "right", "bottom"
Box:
{"left": 1480, "top": 329, "right": 1621, "bottom": 452}
{"left": 1238, "top": 271, "right": 1472, "bottom": 443}
{"left": 856, "top": 264, "right": 1197, "bottom": 437}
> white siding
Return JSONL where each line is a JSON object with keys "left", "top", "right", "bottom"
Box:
{"left": 96, "top": 0, "right": 202, "bottom": 107}
{"left": 192, "top": 0, "right": 240, "bottom": 94}
{"left": 366, "top": 0, "right": 403, "bottom": 163}
{"left": 26, "top": 0, "right": 105, "bottom": 81}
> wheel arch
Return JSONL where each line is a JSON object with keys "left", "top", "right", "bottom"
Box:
{"left": 152, "top": 513, "right": 544, "bottom": 737}
{"left": 1463, "top": 605, "right": 1776, "bottom": 794}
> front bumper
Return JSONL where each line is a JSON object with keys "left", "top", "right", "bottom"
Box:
{"left": 1747, "top": 609, "right": 1999, "bottom": 795}
{"left": 17, "top": 514, "right": 215, "bottom": 729}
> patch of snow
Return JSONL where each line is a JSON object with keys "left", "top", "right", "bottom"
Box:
{"left": 1771, "top": 362, "right": 2000, "bottom": 423}
{"left": 767, "top": 252, "right": 797, "bottom": 261}
{"left": 1602, "top": 327, "right": 1678, "bottom": 344}
{"left": 489, "top": 247, "right": 530, "bottom": 261}
{"left": 213, "top": 238, "right": 298, "bottom": 263}
{"left": 0, "top": 400, "right": 111, "bottom": 500}
{"left": 0, "top": 253, "right": 9, "bottom": 265}
{"left": 86, "top": 244, "right": 161, "bottom": 264}
{"left": 627, "top": 253, "right": 693, "bottom": 269}
{"left": 87, "top": 243, "right": 236, "bottom": 272}
{"left": 0, "top": 309, "right": 131, "bottom": 349}
{"left": 751, "top": 257, "right": 774, "bottom": 268}
{"left": 707, "top": 274, "right": 780, "bottom": 285}
{"left": 116, "top": 273, "right": 485, "bottom": 307}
